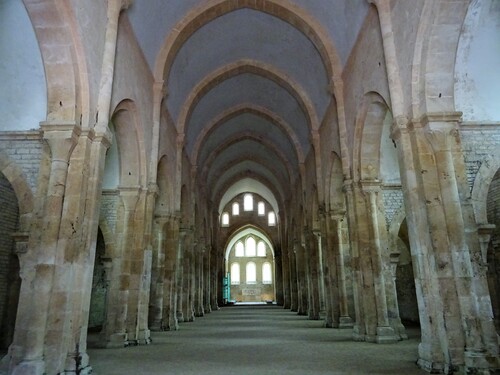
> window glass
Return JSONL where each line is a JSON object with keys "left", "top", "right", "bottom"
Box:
{"left": 221, "top": 212, "right": 229, "bottom": 226}
{"left": 268, "top": 211, "right": 276, "bottom": 226}
{"left": 235, "top": 241, "right": 244, "bottom": 257}
{"left": 246, "top": 262, "right": 256, "bottom": 284}
{"left": 258, "top": 202, "right": 265, "bottom": 216}
{"left": 257, "top": 241, "right": 266, "bottom": 257}
{"left": 243, "top": 193, "right": 253, "bottom": 211}
{"left": 245, "top": 236, "right": 256, "bottom": 257}
{"left": 263, "top": 262, "right": 272, "bottom": 284}
{"left": 232, "top": 202, "right": 240, "bottom": 215}
{"left": 231, "top": 263, "right": 240, "bottom": 284}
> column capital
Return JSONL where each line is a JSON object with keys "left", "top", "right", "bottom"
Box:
{"left": 390, "top": 115, "right": 410, "bottom": 141}
{"left": 329, "top": 209, "right": 346, "bottom": 221}
{"left": 422, "top": 114, "right": 460, "bottom": 153}
{"left": 118, "top": 185, "right": 141, "bottom": 211}
{"left": 360, "top": 179, "right": 381, "bottom": 193}
{"left": 176, "top": 133, "right": 185, "bottom": 148}
{"left": 41, "top": 121, "right": 80, "bottom": 162}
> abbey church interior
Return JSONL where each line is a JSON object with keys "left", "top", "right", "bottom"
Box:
{"left": 0, "top": 0, "right": 499, "bottom": 374}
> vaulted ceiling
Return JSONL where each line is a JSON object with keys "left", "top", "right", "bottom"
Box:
{"left": 127, "top": 1, "right": 370, "bottom": 213}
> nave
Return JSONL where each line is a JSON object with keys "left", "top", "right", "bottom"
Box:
{"left": 88, "top": 305, "right": 426, "bottom": 375}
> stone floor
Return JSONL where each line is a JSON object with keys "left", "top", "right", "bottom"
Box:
{"left": 88, "top": 305, "right": 428, "bottom": 375}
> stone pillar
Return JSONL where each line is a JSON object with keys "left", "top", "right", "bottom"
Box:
{"left": 203, "top": 245, "right": 212, "bottom": 313}
{"left": 194, "top": 241, "right": 205, "bottom": 317}
{"left": 210, "top": 246, "right": 219, "bottom": 311}
{"left": 182, "top": 229, "right": 195, "bottom": 322}
{"left": 329, "top": 211, "right": 353, "bottom": 328}
{"left": 289, "top": 242, "right": 298, "bottom": 312}
{"left": 162, "top": 216, "right": 180, "bottom": 331}
{"left": 176, "top": 227, "right": 187, "bottom": 323}
{"left": 344, "top": 179, "right": 366, "bottom": 341}
{"left": 423, "top": 115, "right": 498, "bottom": 370}
{"left": 294, "top": 240, "right": 308, "bottom": 316}
{"left": 317, "top": 214, "right": 338, "bottom": 328}
{"left": 305, "top": 228, "right": 320, "bottom": 320}
{"left": 149, "top": 216, "right": 168, "bottom": 331}
{"left": 281, "top": 238, "right": 291, "bottom": 309}
{"left": 361, "top": 181, "right": 398, "bottom": 343}
{"left": 62, "top": 129, "right": 112, "bottom": 374}
{"left": 102, "top": 187, "right": 139, "bottom": 348}
{"left": 274, "top": 253, "right": 284, "bottom": 305}
{"left": 7, "top": 123, "right": 79, "bottom": 375}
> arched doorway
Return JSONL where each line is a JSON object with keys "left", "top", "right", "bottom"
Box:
{"left": 87, "top": 227, "right": 110, "bottom": 347}
{"left": 0, "top": 172, "right": 21, "bottom": 351}
{"left": 225, "top": 228, "right": 276, "bottom": 304}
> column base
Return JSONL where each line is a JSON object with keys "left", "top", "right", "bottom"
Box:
{"left": 9, "top": 359, "right": 45, "bottom": 375}
{"left": 106, "top": 332, "right": 128, "bottom": 348}
{"left": 375, "top": 326, "right": 399, "bottom": 343}
{"left": 136, "top": 329, "right": 151, "bottom": 345}
{"left": 417, "top": 358, "right": 448, "bottom": 374}
{"left": 149, "top": 320, "right": 163, "bottom": 331}
{"left": 464, "top": 350, "right": 499, "bottom": 373}
{"left": 204, "top": 304, "right": 212, "bottom": 313}
{"left": 339, "top": 316, "right": 354, "bottom": 329}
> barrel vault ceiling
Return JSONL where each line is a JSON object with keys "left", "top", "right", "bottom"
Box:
{"left": 127, "top": 0, "right": 370, "bottom": 213}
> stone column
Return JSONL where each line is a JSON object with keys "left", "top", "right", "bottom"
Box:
{"left": 7, "top": 123, "right": 79, "bottom": 375}
{"left": 210, "top": 246, "right": 219, "bottom": 311}
{"left": 329, "top": 211, "right": 353, "bottom": 328}
{"left": 361, "top": 181, "right": 398, "bottom": 343}
{"left": 61, "top": 129, "right": 110, "bottom": 374}
{"left": 203, "top": 245, "right": 212, "bottom": 313}
{"left": 289, "top": 242, "right": 298, "bottom": 312}
{"left": 305, "top": 228, "right": 320, "bottom": 320}
{"left": 183, "top": 229, "right": 195, "bottom": 322}
{"left": 281, "top": 238, "right": 291, "bottom": 309}
{"left": 317, "top": 214, "right": 338, "bottom": 328}
{"left": 295, "top": 240, "right": 308, "bottom": 316}
{"left": 103, "top": 187, "right": 139, "bottom": 347}
{"left": 424, "top": 116, "right": 498, "bottom": 370}
{"left": 194, "top": 241, "right": 205, "bottom": 317}
{"left": 162, "top": 216, "right": 180, "bottom": 331}
{"left": 344, "top": 179, "right": 366, "bottom": 341}
{"left": 149, "top": 216, "right": 168, "bottom": 331}
{"left": 176, "top": 227, "right": 187, "bottom": 323}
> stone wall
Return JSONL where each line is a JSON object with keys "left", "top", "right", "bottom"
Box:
{"left": 88, "top": 228, "right": 108, "bottom": 329}
{"left": 382, "top": 185, "right": 404, "bottom": 229}
{"left": 0, "top": 132, "right": 42, "bottom": 193}
{"left": 460, "top": 124, "right": 500, "bottom": 189}
{"left": 100, "top": 190, "right": 119, "bottom": 233}
{"left": 486, "top": 169, "right": 500, "bottom": 331}
{"left": 0, "top": 172, "right": 19, "bottom": 348}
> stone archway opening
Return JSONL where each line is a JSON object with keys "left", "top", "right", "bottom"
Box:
{"left": 486, "top": 168, "right": 500, "bottom": 334}
{"left": 224, "top": 229, "right": 276, "bottom": 304}
{"left": 394, "top": 219, "right": 420, "bottom": 330}
{"left": 0, "top": 172, "right": 21, "bottom": 352}
{"left": 87, "top": 227, "right": 110, "bottom": 348}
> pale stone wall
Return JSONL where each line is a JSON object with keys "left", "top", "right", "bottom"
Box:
{"left": 381, "top": 185, "right": 404, "bottom": 228}
{"left": 88, "top": 229, "right": 108, "bottom": 329}
{"left": 0, "top": 132, "right": 43, "bottom": 193}
{"left": 100, "top": 191, "right": 120, "bottom": 233}
{"left": 460, "top": 124, "right": 500, "bottom": 189}
{"left": 0, "top": 173, "right": 19, "bottom": 349}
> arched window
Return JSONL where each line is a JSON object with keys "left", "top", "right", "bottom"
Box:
{"left": 235, "top": 241, "right": 244, "bottom": 257}
{"left": 232, "top": 202, "right": 240, "bottom": 215}
{"left": 245, "top": 236, "right": 256, "bottom": 257}
{"left": 230, "top": 263, "right": 240, "bottom": 285}
{"left": 262, "top": 262, "right": 272, "bottom": 284}
{"left": 268, "top": 211, "right": 276, "bottom": 226}
{"left": 257, "top": 241, "right": 266, "bottom": 257}
{"left": 221, "top": 212, "right": 229, "bottom": 226}
{"left": 246, "top": 262, "right": 256, "bottom": 284}
{"left": 258, "top": 201, "right": 265, "bottom": 216}
{"left": 243, "top": 193, "right": 253, "bottom": 211}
